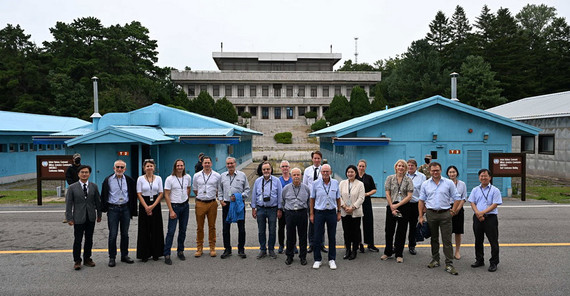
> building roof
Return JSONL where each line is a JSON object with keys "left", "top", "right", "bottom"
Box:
{"left": 212, "top": 52, "right": 342, "bottom": 71}
{"left": 0, "top": 111, "right": 90, "bottom": 135}
{"left": 486, "top": 91, "right": 570, "bottom": 120}
{"left": 310, "top": 95, "right": 540, "bottom": 138}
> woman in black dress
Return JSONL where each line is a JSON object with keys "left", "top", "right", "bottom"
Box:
{"left": 136, "top": 159, "right": 165, "bottom": 261}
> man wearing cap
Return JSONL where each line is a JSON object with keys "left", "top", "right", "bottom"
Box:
{"left": 194, "top": 152, "right": 204, "bottom": 173}
{"left": 418, "top": 154, "right": 432, "bottom": 179}
{"left": 64, "top": 153, "right": 83, "bottom": 223}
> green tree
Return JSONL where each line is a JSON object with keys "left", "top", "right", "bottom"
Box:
{"left": 192, "top": 90, "right": 215, "bottom": 117}
{"left": 213, "top": 97, "right": 238, "bottom": 123}
{"left": 457, "top": 55, "right": 506, "bottom": 109}
{"left": 324, "top": 95, "right": 352, "bottom": 125}
{"left": 445, "top": 6, "right": 476, "bottom": 71}
{"left": 349, "top": 86, "right": 371, "bottom": 117}
{"left": 426, "top": 11, "right": 452, "bottom": 52}
{"left": 337, "top": 59, "right": 377, "bottom": 71}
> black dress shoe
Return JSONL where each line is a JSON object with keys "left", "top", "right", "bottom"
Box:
{"left": 152, "top": 256, "right": 159, "bottom": 261}
{"left": 285, "top": 257, "right": 293, "bottom": 265}
{"left": 221, "top": 250, "right": 232, "bottom": 259}
{"left": 359, "top": 243, "right": 365, "bottom": 253}
{"left": 368, "top": 245, "right": 380, "bottom": 252}
{"left": 278, "top": 246, "right": 284, "bottom": 254}
{"left": 121, "top": 256, "right": 134, "bottom": 264}
{"left": 349, "top": 250, "right": 357, "bottom": 260}
{"left": 238, "top": 251, "right": 247, "bottom": 258}
{"left": 141, "top": 258, "right": 148, "bottom": 263}
{"left": 108, "top": 258, "right": 116, "bottom": 267}
{"left": 177, "top": 252, "right": 186, "bottom": 261}
{"left": 320, "top": 246, "right": 328, "bottom": 253}
{"left": 300, "top": 258, "right": 307, "bottom": 265}
{"left": 409, "top": 247, "right": 417, "bottom": 255}
{"left": 307, "top": 246, "right": 313, "bottom": 253}
{"left": 471, "top": 261, "right": 485, "bottom": 268}
{"left": 343, "top": 249, "right": 351, "bottom": 260}
{"left": 488, "top": 263, "right": 497, "bottom": 272}
{"left": 165, "top": 256, "right": 172, "bottom": 265}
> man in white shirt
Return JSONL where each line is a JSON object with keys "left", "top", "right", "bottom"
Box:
{"left": 302, "top": 150, "right": 327, "bottom": 254}
{"left": 192, "top": 156, "right": 221, "bottom": 257}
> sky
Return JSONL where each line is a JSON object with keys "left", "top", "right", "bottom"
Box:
{"left": 2, "top": 0, "right": 569, "bottom": 71}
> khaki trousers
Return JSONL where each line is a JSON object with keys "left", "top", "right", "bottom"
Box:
{"left": 195, "top": 200, "right": 218, "bottom": 250}
{"left": 426, "top": 209, "right": 454, "bottom": 265}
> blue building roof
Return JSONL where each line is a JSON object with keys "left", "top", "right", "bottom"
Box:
{"left": 0, "top": 111, "right": 90, "bottom": 135}
{"left": 310, "top": 95, "right": 540, "bottom": 138}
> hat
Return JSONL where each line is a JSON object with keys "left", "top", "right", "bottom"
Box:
{"left": 73, "top": 153, "right": 81, "bottom": 159}
{"left": 424, "top": 154, "right": 432, "bottom": 159}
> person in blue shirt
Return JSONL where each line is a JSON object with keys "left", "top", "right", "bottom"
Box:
{"left": 468, "top": 169, "right": 502, "bottom": 272}
{"left": 310, "top": 164, "right": 341, "bottom": 270}
{"left": 252, "top": 162, "right": 283, "bottom": 259}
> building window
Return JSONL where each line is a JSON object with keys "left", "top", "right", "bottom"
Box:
{"left": 9, "top": 143, "right": 17, "bottom": 152}
{"left": 38, "top": 144, "right": 45, "bottom": 151}
{"left": 188, "top": 85, "right": 195, "bottom": 96}
{"left": 274, "top": 107, "right": 281, "bottom": 119}
{"left": 273, "top": 84, "right": 282, "bottom": 97}
{"left": 310, "top": 106, "right": 318, "bottom": 113}
{"left": 311, "top": 86, "right": 317, "bottom": 97}
{"left": 286, "top": 107, "right": 294, "bottom": 119}
{"left": 262, "top": 107, "right": 269, "bottom": 119}
{"left": 521, "top": 136, "right": 535, "bottom": 154}
{"left": 237, "top": 106, "right": 245, "bottom": 115}
{"left": 298, "top": 86, "right": 305, "bottom": 97}
{"left": 298, "top": 107, "right": 306, "bottom": 116}
{"left": 286, "top": 86, "right": 293, "bottom": 97}
{"left": 250, "top": 85, "right": 257, "bottom": 97}
{"left": 0, "top": 144, "right": 7, "bottom": 153}
{"left": 238, "top": 85, "right": 244, "bottom": 97}
{"left": 335, "top": 86, "right": 342, "bottom": 96}
{"left": 19, "top": 143, "right": 28, "bottom": 152}
{"left": 249, "top": 106, "right": 257, "bottom": 116}
{"left": 322, "top": 86, "right": 329, "bottom": 97}
{"left": 346, "top": 86, "right": 352, "bottom": 97}
{"left": 225, "top": 85, "right": 232, "bottom": 97}
{"left": 262, "top": 85, "right": 269, "bottom": 97}
{"left": 200, "top": 85, "right": 207, "bottom": 93}
{"left": 538, "top": 134, "right": 554, "bottom": 155}
{"left": 213, "top": 85, "right": 220, "bottom": 97}
{"left": 30, "top": 144, "right": 36, "bottom": 152}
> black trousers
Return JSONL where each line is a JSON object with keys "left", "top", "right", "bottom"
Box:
{"left": 73, "top": 220, "right": 95, "bottom": 262}
{"left": 342, "top": 215, "right": 362, "bottom": 249}
{"left": 278, "top": 211, "right": 286, "bottom": 247}
{"left": 407, "top": 202, "right": 419, "bottom": 248}
{"left": 473, "top": 214, "right": 499, "bottom": 265}
{"left": 361, "top": 196, "right": 375, "bottom": 245}
{"left": 384, "top": 203, "right": 409, "bottom": 257}
{"left": 222, "top": 203, "right": 246, "bottom": 252}
{"left": 285, "top": 209, "right": 308, "bottom": 259}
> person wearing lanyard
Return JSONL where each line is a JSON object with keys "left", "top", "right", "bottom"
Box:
{"left": 252, "top": 162, "right": 283, "bottom": 259}
{"left": 468, "top": 169, "right": 502, "bottom": 272}
{"left": 163, "top": 159, "right": 192, "bottom": 265}
{"left": 446, "top": 165, "right": 467, "bottom": 260}
{"left": 418, "top": 161, "right": 462, "bottom": 275}
{"left": 136, "top": 159, "right": 164, "bottom": 262}
{"left": 406, "top": 159, "right": 426, "bottom": 255}
{"left": 339, "top": 165, "right": 365, "bottom": 261}
{"left": 310, "top": 164, "right": 341, "bottom": 270}
{"left": 279, "top": 167, "right": 310, "bottom": 265}
{"left": 218, "top": 157, "right": 250, "bottom": 259}
{"left": 192, "top": 156, "right": 221, "bottom": 258}
{"left": 381, "top": 159, "right": 413, "bottom": 263}
{"left": 278, "top": 160, "right": 292, "bottom": 254}
{"left": 302, "top": 150, "right": 327, "bottom": 254}
{"left": 100, "top": 160, "right": 137, "bottom": 267}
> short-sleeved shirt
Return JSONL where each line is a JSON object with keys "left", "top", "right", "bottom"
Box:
{"left": 311, "top": 178, "right": 340, "bottom": 210}
{"left": 419, "top": 177, "right": 461, "bottom": 210}
{"left": 192, "top": 170, "right": 221, "bottom": 201}
{"left": 384, "top": 174, "right": 414, "bottom": 203}
{"left": 454, "top": 180, "right": 468, "bottom": 202}
{"left": 281, "top": 183, "right": 311, "bottom": 210}
{"left": 164, "top": 174, "right": 191, "bottom": 204}
{"left": 136, "top": 175, "right": 163, "bottom": 196}
{"left": 355, "top": 173, "right": 376, "bottom": 196}
{"left": 406, "top": 171, "right": 426, "bottom": 203}
{"left": 217, "top": 170, "right": 250, "bottom": 202}
{"left": 468, "top": 184, "right": 502, "bottom": 215}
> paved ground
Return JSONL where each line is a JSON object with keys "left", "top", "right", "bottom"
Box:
{"left": 1, "top": 198, "right": 569, "bottom": 295}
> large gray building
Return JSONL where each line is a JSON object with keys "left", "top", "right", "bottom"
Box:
{"left": 487, "top": 91, "right": 570, "bottom": 181}
{"left": 171, "top": 52, "right": 382, "bottom": 120}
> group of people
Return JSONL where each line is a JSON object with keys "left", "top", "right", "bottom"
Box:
{"left": 65, "top": 151, "right": 502, "bottom": 275}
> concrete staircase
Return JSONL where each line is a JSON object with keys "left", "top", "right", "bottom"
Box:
{"left": 250, "top": 118, "right": 319, "bottom": 152}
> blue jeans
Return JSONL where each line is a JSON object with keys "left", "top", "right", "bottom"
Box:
{"left": 313, "top": 209, "right": 337, "bottom": 262}
{"left": 164, "top": 202, "right": 189, "bottom": 256}
{"left": 256, "top": 207, "right": 277, "bottom": 251}
{"left": 107, "top": 205, "right": 131, "bottom": 259}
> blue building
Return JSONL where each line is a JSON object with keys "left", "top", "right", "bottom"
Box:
{"left": 310, "top": 96, "right": 540, "bottom": 196}
{"left": 0, "top": 111, "right": 89, "bottom": 184}
{"left": 39, "top": 103, "right": 262, "bottom": 184}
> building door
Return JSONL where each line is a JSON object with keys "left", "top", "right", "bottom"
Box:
{"left": 274, "top": 107, "right": 281, "bottom": 119}
{"left": 262, "top": 107, "right": 269, "bottom": 119}
{"left": 286, "top": 107, "right": 294, "bottom": 119}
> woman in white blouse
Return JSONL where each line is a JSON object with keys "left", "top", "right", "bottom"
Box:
{"left": 136, "top": 159, "right": 165, "bottom": 262}
{"left": 339, "top": 165, "right": 365, "bottom": 260}
{"left": 446, "top": 165, "right": 467, "bottom": 260}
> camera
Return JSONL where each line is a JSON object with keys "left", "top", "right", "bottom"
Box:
{"left": 263, "top": 196, "right": 271, "bottom": 202}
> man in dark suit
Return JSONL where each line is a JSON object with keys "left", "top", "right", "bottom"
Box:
{"left": 66, "top": 165, "right": 102, "bottom": 270}
{"left": 101, "top": 160, "right": 138, "bottom": 267}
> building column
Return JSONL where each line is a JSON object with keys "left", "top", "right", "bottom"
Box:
{"left": 318, "top": 106, "right": 323, "bottom": 118}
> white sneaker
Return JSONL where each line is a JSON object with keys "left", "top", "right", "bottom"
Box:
{"left": 329, "top": 260, "right": 337, "bottom": 270}
{"left": 312, "top": 261, "right": 321, "bottom": 269}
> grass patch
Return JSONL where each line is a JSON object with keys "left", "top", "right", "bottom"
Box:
{"left": 0, "top": 190, "right": 58, "bottom": 204}
{"left": 512, "top": 177, "right": 570, "bottom": 203}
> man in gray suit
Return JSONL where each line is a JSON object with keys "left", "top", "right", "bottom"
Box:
{"left": 66, "top": 165, "right": 102, "bottom": 270}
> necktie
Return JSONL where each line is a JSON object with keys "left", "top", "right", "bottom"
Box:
{"left": 83, "top": 183, "right": 88, "bottom": 198}
{"left": 313, "top": 167, "right": 318, "bottom": 181}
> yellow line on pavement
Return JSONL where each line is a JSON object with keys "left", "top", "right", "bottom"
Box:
{"left": 1, "top": 243, "right": 569, "bottom": 254}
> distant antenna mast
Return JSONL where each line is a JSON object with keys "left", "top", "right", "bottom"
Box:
{"left": 221, "top": 42, "right": 223, "bottom": 52}
{"left": 354, "top": 37, "right": 358, "bottom": 63}
{"left": 330, "top": 44, "right": 332, "bottom": 53}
